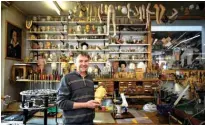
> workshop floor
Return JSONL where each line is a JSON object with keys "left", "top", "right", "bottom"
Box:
{"left": 25, "top": 110, "right": 170, "bottom": 125}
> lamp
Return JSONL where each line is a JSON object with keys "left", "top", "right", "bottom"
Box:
{"left": 47, "top": 1, "right": 62, "bottom": 15}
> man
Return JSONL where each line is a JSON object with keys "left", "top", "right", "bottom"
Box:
{"left": 57, "top": 52, "right": 100, "bottom": 125}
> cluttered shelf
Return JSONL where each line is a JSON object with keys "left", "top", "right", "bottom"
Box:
{"left": 16, "top": 78, "right": 160, "bottom": 83}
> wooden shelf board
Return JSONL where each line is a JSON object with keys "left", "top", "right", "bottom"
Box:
{"left": 67, "top": 39, "right": 109, "bottom": 41}
{"left": 108, "top": 44, "right": 150, "bottom": 46}
{"left": 68, "top": 34, "right": 107, "bottom": 36}
{"left": 27, "top": 31, "right": 67, "bottom": 34}
{"left": 16, "top": 79, "right": 60, "bottom": 82}
{"left": 27, "top": 39, "right": 69, "bottom": 41}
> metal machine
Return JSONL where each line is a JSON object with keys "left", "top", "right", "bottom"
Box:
{"left": 112, "top": 93, "right": 134, "bottom": 119}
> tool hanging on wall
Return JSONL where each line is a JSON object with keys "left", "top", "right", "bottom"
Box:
{"left": 127, "top": 3, "right": 131, "bottom": 19}
{"left": 98, "top": 6, "right": 102, "bottom": 23}
{"left": 86, "top": 4, "right": 89, "bottom": 21}
{"left": 168, "top": 8, "right": 178, "bottom": 23}
{"left": 139, "top": 6, "right": 143, "bottom": 21}
{"left": 134, "top": 5, "right": 140, "bottom": 17}
{"left": 146, "top": 3, "right": 155, "bottom": 29}
{"left": 142, "top": 4, "right": 146, "bottom": 20}
{"left": 154, "top": 4, "right": 160, "bottom": 24}
{"left": 153, "top": 4, "right": 166, "bottom": 24}
{"left": 107, "top": 4, "right": 116, "bottom": 36}
{"left": 159, "top": 4, "right": 166, "bottom": 24}
{"left": 105, "top": 4, "right": 108, "bottom": 15}
{"left": 94, "top": 6, "right": 97, "bottom": 21}
{"left": 90, "top": 5, "right": 92, "bottom": 22}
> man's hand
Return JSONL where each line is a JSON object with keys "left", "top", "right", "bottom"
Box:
{"left": 86, "top": 100, "right": 100, "bottom": 109}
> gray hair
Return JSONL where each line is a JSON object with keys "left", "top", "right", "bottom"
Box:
{"left": 76, "top": 52, "right": 91, "bottom": 60}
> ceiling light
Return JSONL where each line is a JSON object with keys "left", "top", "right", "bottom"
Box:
{"left": 47, "top": 1, "right": 62, "bottom": 15}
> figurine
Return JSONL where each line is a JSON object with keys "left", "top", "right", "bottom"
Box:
{"left": 94, "top": 65, "right": 101, "bottom": 76}
{"left": 81, "top": 42, "right": 88, "bottom": 50}
{"left": 91, "top": 25, "right": 96, "bottom": 34}
{"left": 97, "top": 26, "right": 102, "bottom": 34}
{"left": 79, "top": 10, "right": 84, "bottom": 18}
{"left": 51, "top": 62, "right": 57, "bottom": 72}
{"left": 48, "top": 53, "right": 58, "bottom": 62}
{"left": 76, "top": 25, "right": 82, "bottom": 34}
{"left": 120, "top": 63, "right": 127, "bottom": 72}
{"left": 61, "top": 62, "right": 70, "bottom": 76}
{"left": 70, "top": 64, "right": 76, "bottom": 72}
{"left": 95, "top": 85, "right": 107, "bottom": 103}
{"left": 119, "top": 61, "right": 127, "bottom": 72}
{"left": 37, "top": 54, "right": 46, "bottom": 73}
{"left": 85, "top": 24, "right": 90, "bottom": 33}
{"left": 39, "top": 42, "right": 43, "bottom": 49}
{"left": 64, "top": 25, "right": 67, "bottom": 32}
{"left": 44, "top": 41, "right": 51, "bottom": 49}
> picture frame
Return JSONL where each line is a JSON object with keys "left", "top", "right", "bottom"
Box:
{"left": 5, "top": 21, "right": 22, "bottom": 61}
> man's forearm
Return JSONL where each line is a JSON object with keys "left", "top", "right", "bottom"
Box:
{"left": 73, "top": 102, "right": 88, "bottom": 109}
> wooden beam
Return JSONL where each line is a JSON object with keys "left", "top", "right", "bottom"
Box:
{"left": 151, "top": 16, "right": 205, "bottom": 20}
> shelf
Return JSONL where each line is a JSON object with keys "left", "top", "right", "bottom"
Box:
{"left": 16, "top": 78, "right": 159, "bottom": 82}
{"left": 27, "top": 31, "right": 67, "bottom": 35}
{"left": 108, "top": 59, "right": 149, "bottom": 61}
{"left": 68, "top": 21, "right": 106, "bottom": 25}
{"left": 111, "top": 23, "right": 146, "bottom": 26}
{"left": 94, "top": 78, "right": 159, "bottom": 82}
{"left": 16, "top": 79, "right": 60, "bottom": 82}
{"left": 14, "top": 63, "right": 32, "bottom": 66}
{"left": 27, "top": 62, "right": 62, "bottom": 64}
{"left": 114, "top": 78, "right": 159, "bottom": 82}
{"left": 68, "top": 34, "right": 107, "bottom": 36}
{"left": 93, "top": 78, "right": 114, "bottom": 82}
{"left": 27, "top": 39, "right": 69, "bottom": 42}
{"left": 108, "top": 44, "right": 150, "bottom": 46}
{"left": 27, "top": 49, "right": 69, "bottom": 51}
{"left": 68, "top": 61, "right": 106, "bottom": 64}
{"left": 24, "top": 61, "right": 106, "bottom": 65}
{"left": 125, "top": 95, "right": 154, "bottom": 99}
{"left": 67, "top": 39, "right": 109, "bottom": 41}
{"left": 32, "top": 21, "right": 67, "bottom": 25}
{"left": 89, "top": 62, "right": 107, "bottom": 64}
{"left": 70, "top": 49, "right": 110, "bottom": 52}
{"left": 110, "top": 31, "right": 149, "bottom": 34}
{"left": 109, "top": 52, "right": 149, "bottom": 54}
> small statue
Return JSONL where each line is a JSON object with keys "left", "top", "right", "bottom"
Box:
{"left": 120, "top": 63, "right": 127, "bottom": 72}
{"left": 51, "top": 62, "right": 57, "bottom": 72}
{"left": 94, "top": 65, "right": 101, "bottom": 77}
{"left": 76, "top": 25, "right": 82, "bottom": 34}
{"left": 85, "top": 24, "right": 90, "bottom": 33}
{"left": 91, "top": 25, "right": 96, "bottom": 34}
{"left": 61, "top": 62, "right": 70, "bottom": 76}
{"left": 44, "top": 41, "right": 51, "bottom": 49}
{"left": 95, "top": 85, "right": 107, "bottom": 103}
{"left": 97, "top": 26, "right": 102, "bottom": 34}
{"left": 37, "top": 54, "right": 46, "bottom": 73}
{"left": 70, "top": 64, "right": 76, "bottom": 72}
{"left": 79, "top": 10, "right": 84, "bottom": 18}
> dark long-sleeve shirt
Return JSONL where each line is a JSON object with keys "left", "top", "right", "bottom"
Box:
{"left": 57, "top": 71, "right": 95, "bottom": 125}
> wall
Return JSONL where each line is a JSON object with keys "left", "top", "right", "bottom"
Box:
{"left": 1, "top": 5, "right": 26, "bottom": 110}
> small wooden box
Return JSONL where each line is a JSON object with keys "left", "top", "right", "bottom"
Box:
{"left": 136, "top": 72, "right": 144, "bottom": 80}
{"left": 11, "top": 64, "right": 32, "bottom": 82}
